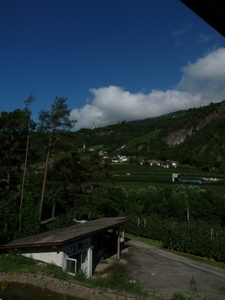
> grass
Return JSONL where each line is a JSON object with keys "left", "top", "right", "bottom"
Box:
{"left": 0, "top": 252, "right": 36, "bottom": 273}
{"left": 1, "top": 281, "right": 9, "bottom": 291}
{"left": 40, "top": 262, "right": 69, "bottom": 280}
{"left": 81, "top": 270, "right": 148, "bottom": 299}
{"left": 74, "top": 269, "right": 148, "bottom": 298}
{"left": 111, "top": 164, "right": 225, "bottom": 196}
{"left": 126, "top": 129, "right": 161, "bottom": 147}
{"left": 129, "top": 235, "right": 164, "bottom": 248}
{"left": 171, "top": 276, "right": 216, "bottom": 300}
{"left": 0, "top": 253, "right": 148, "bottom": 299}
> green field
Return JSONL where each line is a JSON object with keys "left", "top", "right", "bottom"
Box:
{"left": 110, "top": 163, "right": 225, "bottom": 195}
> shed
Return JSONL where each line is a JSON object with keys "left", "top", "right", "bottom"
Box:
{"left": 0, "top": 217, "right": 130, "bottom": 278}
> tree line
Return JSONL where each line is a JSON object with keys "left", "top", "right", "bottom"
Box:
{"left": 121, "top": 184, "right": 225, "bottom": 262}
{"left": 0, "top": 96, "right": 113, "bottom": 242}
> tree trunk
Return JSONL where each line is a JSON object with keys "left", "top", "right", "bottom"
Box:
{"left": 38, "top": 134, "right": 53, "bottom": 233}
{"left": 19, "top": 119, "right": 30, "bottom": 236}
{"left": 51, "top": 194, "right": 56, "bottom": 219}
{"left": 73, "top": 195, "right": 77, "bottom": 220}
{"left": 51, "top": 185, "right": 60, "bottom": 219}
{"left": 88, "top": 185, "right": 93, "bottom": 221}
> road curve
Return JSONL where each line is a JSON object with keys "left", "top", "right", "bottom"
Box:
{"left": 122, "top": 238, "right": 225, "bottom": 299}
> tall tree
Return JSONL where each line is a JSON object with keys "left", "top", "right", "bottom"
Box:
{"left": 44, "top": 151, "right": 85, "bottom": 225}
{"left": 19, "top": 94, "right": 35, "bottom": 236}
{"left": 0, "top": 109, "right": 28, "bottom": 240}
{"left": 37, "top": 97, "right": 76, "bottom": 232}
{"left": 80, "top": 152, "right": 113, "bottom": 220}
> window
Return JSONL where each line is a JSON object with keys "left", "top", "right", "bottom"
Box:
{"left": 66, "top": 258, "right": 77, "bottom": 274}
{"left": 66, "top": 250, "right": 88, "bottom": 275}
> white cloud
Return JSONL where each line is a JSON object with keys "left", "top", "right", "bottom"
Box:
{"left": 172, "top": 22, "right": 193, "bottom": 47}
{"left": 177, "top": 47, "right": 225, "bottom": 103}
{"left": 173, "top": 23, "right": 213, "bottom": 47}
{"left": 196, "top": 33, "right": 212, "bottom": 44}
{"left": 71, "top": 47, "right": 225, "bottom": 129}
{"left": 172, "top": 22, "right": 193, "bottom": 37}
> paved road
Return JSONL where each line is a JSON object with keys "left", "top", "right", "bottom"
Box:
{"left": 121, "top": 238, "right": 225, "bottom": 299}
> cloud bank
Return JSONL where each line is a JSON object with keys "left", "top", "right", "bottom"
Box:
{"left": 71, "top": 47, "right": 225, "bottom": 129}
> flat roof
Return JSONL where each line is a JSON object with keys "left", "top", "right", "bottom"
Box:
{"left": 0, "top": 217, "right": 130, "bottom": 250}
{"left": 180, "top": 0, "right": 225, "bottom": 37}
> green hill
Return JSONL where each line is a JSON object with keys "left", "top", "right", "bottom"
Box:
{"left": 70, "top": 100, "right": 225, "bottom": 169}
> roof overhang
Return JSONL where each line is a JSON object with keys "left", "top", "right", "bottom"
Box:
{"left": 0, "top": 217, "right": 130, "bottom": 250}
{"left": 180, "top": 0, "right": 225, "bottom": 37}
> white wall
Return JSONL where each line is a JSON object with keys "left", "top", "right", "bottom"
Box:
{"left": 22, "top": 237, "right": 93, "bottom": 277}
{"left": 23, "top": 248, "right": 64, "bottom": 267}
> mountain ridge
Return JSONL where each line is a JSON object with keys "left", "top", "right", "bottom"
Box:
{"left": 73, "top": 100, "right": 225, "bottom": 168}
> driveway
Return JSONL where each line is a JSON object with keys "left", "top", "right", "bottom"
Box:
{"left": 94, "top": 237, "right": 225, "bottom": 299}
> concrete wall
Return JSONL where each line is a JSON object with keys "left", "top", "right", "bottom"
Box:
{"left": 22, "top": 237, "right": 93, "bottom": 277}
{"left": 23, "top": 247, "right": 64, "bottom": 267}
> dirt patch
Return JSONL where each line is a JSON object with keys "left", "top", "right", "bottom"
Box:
{"left": 93, "top": 255, "right": 128, "bottom": 277}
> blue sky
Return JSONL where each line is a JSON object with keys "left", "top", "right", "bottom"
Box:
{"left": 1, "top": 0, "right": 225, "bottom": 129}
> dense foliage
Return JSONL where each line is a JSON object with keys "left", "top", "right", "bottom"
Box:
{"left": 0, "top": 97, "right": 114, "bottom": 241}
{"left": 1, "top": 97, "right": 225, "bottom": 264}
{"left": 126, "top": 217, "right": 225, "bottom": 263}
{"left": 114, "top": 175, "right": 225, "bottom": 262}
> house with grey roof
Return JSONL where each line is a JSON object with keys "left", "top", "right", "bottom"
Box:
{"left": 0, "top": 217, "right": 130, "bottom": 278}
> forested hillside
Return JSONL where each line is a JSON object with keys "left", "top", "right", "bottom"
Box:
{"left": 71, "top": 100, "right": 225, "bottom": 170}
